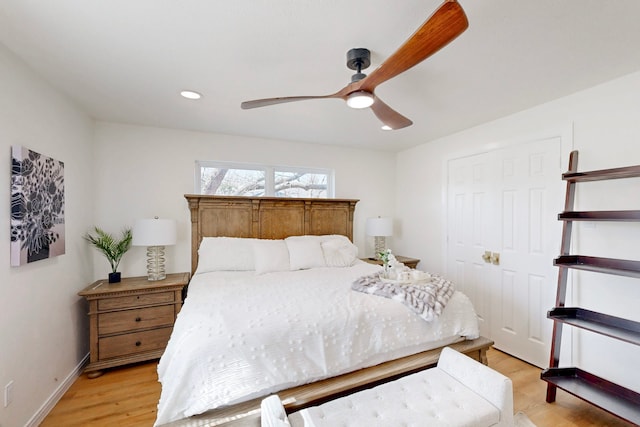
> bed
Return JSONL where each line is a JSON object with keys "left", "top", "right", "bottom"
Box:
{"left": 156, "top": 195, "right": 491, "bottom": 427}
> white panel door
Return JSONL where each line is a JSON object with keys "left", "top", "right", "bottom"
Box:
{"left": 447, "top": 151, "right": 496, "bottom": 339}
{"left": 446, "top": 137, "right": 562, "bottom": 367}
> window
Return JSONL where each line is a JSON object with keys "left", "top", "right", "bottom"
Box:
{"left": 196, "top": 161, "right": 334, "bottom": 198}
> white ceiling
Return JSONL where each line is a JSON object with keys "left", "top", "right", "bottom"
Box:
{"left": 2, "top": 1, "right": 640, "bottom": 151}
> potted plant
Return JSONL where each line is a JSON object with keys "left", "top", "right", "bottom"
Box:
{"left": 84, "top": 226, "right": 132, "bottom": 283}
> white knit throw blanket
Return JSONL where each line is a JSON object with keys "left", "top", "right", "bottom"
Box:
{"left": 351, "top": 273, "right": 454, "bottom": 321}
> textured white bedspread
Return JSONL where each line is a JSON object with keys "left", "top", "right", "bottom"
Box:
{"left": 155, "top": 262, "right": 479, "bottom": 425}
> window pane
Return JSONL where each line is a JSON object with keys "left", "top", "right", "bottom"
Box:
{"left": 200, "top": 167, "right": 266, "bottom": 196}
{"left": 274, "top": 170, "right": 328, "bottom": 198}
{"left": 197, "top": 161, "right": 334, "bottom": 198}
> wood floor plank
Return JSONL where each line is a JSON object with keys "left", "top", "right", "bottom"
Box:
{"left": 42, "top": 348, "right": 636, "bottom": 426}
{"left": 41, "top": 362, "right": 160, "bottom": 427}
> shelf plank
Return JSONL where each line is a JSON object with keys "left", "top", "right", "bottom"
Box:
{"left": 548, "top": 308, "right": 640, "bottom": 345}
{"left": 558, "top": 210, "right": 640, "bottom": 221}
{"left": 541, "top": 368, "right": 640, "bottom": 425}
{"left": 554, "top": 255, "right": 640, "bottom": 278}
{"left": 563, "top": 164, "right": 640, "bottom": 182}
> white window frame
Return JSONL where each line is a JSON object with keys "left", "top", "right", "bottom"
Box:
{"left": 195, "top": 160, "right": 335, "bottom": 198}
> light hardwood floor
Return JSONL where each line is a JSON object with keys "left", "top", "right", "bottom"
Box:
{"left": 41, "top": 348, "right": 634, "bottom": 427}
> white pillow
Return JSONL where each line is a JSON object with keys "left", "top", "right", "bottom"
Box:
{"left": 253, "top": 239, "right": 291, "bottom": 274}
{"left": 285, "top": 236, "right": 326, "bottom": 270}
{"left": 320, "top": 235, "right": 359, "bottom": 267}
{"left": 196, "top": 237, "right": 258, "bottom": 273}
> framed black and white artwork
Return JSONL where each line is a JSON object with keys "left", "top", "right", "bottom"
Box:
{"left": 10, "top": 146, "right": 65, "bottom": 266}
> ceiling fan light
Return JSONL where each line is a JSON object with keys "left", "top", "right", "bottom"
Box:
{"left": 346, "top": 91, "right": 374, "bottom": 109}
{"left": 381, "top": 125, "right": 393, "bottom": 131}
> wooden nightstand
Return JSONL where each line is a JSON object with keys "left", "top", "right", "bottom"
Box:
{"left": 361, "top": 256, "right": 420, "bottom": 269}
{"left": 78, "top": 272, "right": 189, "bottom": 378}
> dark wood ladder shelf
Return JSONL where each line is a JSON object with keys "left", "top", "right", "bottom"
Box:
{"left": 541, "top": 368, "right": 640, "bottom": 425}
{"left": 563, "top": 164, "right": 640, "bottom": 182}
{"left": 554, "top": 255, "right": 640, "bottom": 278}
{"left": 558, "top": 210, "right": 640, "bottom": 221}
{"left": 544, "top": 150, "right": 640, "bottom": 423}
{"left": 547, "top": 308, "right": 640, "bottom": 345}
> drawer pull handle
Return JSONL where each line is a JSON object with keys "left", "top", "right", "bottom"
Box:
{"left": 135, "top": 317, "right": 142, "bottom": 322}
{"left": 135, "top": 341, "right": 142, "bottom": 347}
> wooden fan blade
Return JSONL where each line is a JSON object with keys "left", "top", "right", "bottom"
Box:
{"left": 241, "top": 94, "right": 343, "bottom": 109}
{"left": 370, "top": 97, "right": 413, "bottom": 130}
{"left": 359, "top": 0, "right": 468, "bottom": 92}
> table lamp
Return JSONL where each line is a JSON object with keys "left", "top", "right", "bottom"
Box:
{"left": 366, "top": 217, "right": 393, "bottom": 259}
{"left": 132, "top": 217, "right": 177, "bottom": 281}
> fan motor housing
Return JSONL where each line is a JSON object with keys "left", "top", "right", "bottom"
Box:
{"left": 346, "top": 48, "right": 371, "bottom": 71}
{"left": 347, "top": 48, "right": 370, "bottom": 83}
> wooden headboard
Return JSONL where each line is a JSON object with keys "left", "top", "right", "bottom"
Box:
{"left": 185, "top": 195, "right": 359, "bottom": 274}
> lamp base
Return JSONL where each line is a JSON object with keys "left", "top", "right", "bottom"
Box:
{"left": 146, "top": 245, "right": 166, "bottom": 281}
{"left": 374, "top": 236, "right": 387, "bottom": 260}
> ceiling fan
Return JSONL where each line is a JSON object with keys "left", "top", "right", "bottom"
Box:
{"left": 241, "top": 0, "right": 468, "bottom": 131}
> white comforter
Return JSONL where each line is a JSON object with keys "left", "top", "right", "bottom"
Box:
{"left": 155, "top": 262, "right": 479, "bottom": 425}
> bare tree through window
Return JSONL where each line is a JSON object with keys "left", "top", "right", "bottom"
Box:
{"left": 197, "top": 163, "right": 333, "bottom": 198}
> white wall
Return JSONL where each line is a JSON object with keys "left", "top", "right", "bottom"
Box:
{"left": 0, "top": 44, "right": 95, "bottom": 427}
{"left": 394, "top": 70, "right": 640, "bottom": 393}
{"left": 91, "top": 122, "right": 397, "bottom": 279}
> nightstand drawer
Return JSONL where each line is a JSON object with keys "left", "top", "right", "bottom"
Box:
{"left": 98, "top": 291, "right": 175, "bottom": 310}
{"left": 98, "top": 305, "right": 175, "bottom": 335}
{"left": 99, "top": 327, "right": 173, "bottom": 360}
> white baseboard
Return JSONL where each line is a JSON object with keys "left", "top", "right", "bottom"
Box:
{"left": 25, "top": 353, "right": 89, "bottom": 427}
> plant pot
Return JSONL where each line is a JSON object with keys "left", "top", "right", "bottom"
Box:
{"left": 108, "top": 272, "right": 121, "bottom": 283}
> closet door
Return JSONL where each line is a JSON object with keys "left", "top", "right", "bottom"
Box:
{"left": 446, "top": 137, "right": 562, "bottom": 367}
{"left": 447, "top": 150, "right": 496, "bottom": 339}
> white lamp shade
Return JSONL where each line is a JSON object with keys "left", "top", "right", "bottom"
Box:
{"left": 132, "top": 218, "right": 177, "bottom": 246}
{"left": 365, "top": 217, "right": 393, "bottom": 237}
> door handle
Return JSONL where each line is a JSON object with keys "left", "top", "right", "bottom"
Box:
{"left": 482, "top": 251, "right": 500, "bottom": 265}
{"left": 491, "top": 252, "right": 500, "bottom": 265}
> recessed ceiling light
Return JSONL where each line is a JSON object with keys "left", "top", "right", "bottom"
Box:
{"left": 381, "top": 125, "right": 392, "bottom": 131}
{"left": 180, "top": 90, "right": 202, "bottom": 100}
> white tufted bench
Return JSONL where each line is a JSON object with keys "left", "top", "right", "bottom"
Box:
{"left": 261, "top": 347, "right": 513, "bottom": 427}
